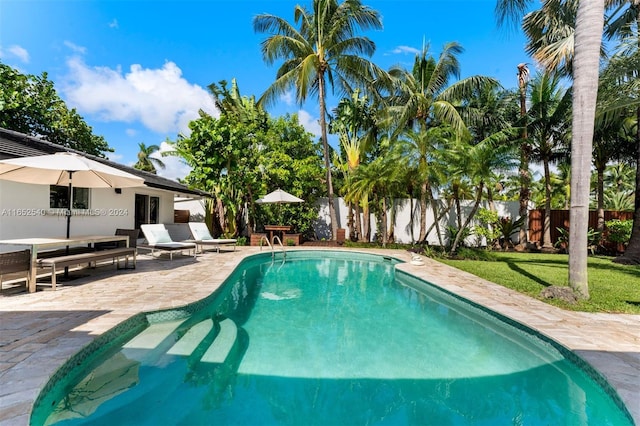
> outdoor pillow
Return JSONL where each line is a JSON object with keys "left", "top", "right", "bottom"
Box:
{"left": 193, "top": 227, "right": 212, "bottom": 241}
{"left": 153, "top": 229, "right": 173, "bottom": 244}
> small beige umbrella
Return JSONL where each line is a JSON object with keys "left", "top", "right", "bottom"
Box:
{"left": 256, "top": 189, "right": 304, "bottom": 227}
{"left": 255, "top": 188, "right": 304, "bottom": 204}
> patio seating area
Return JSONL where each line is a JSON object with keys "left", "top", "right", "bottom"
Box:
{"left": 0, "top": 247, "right": 638, "bottom": 425}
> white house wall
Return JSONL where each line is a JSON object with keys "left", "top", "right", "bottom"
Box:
{"left": 0, "top": 180, "right": 178, "bottom": 251}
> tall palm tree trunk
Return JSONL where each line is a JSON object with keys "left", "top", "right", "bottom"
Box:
{"left": 569, "top": 0, "right": 605, "bottom": 298}
{"left": 518, "top": 64, "right": 531, "bottom": 246}
{"left": 388, "top": 199, "right": 396, "bottom": 243}
{"left": 615, "top": 106, "right": 640, "bottom": 264}
{"left": 361, "top": 196, "right": 370, "bottom": 242}
{"left": 428, "top": 185, "right": 446, "bottom": 246}
{"left": 381, "top": 197, "right": 388, "bottom": 247}
{"left": 425, "top": 199, "right": 453, "bottom": 241}
{"left": 418, "top": 182, "right": 428, "bottom": 242}
{"left": 542, "top": 159, "right": 554, "bottom": 249}
{"left": 354, "top": 203, "right": 363, "bottom": 242}
{"left": 596, "top": 166, "right": 605, "bottom": 233}
{"left": 318, "top": 73, "right": 339, "bottom": 240}
{"left": 455, "top": 194, "right": 463, "bottom": 230}
{"left": 409, "top": 196, "right": 415, "bottom": 243}
{"left": 346, "top": 201, "right": 354, "bottom": 240}
{"left": 451, "top": 183, "right": 484, "bottom": 253}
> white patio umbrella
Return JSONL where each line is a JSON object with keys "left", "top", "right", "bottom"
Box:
{"left": 0, "top": 152, "right": 145, "bottom": 238}
{"left": 255, "top": 189, "right": 304, "bottom": 228}
{"left": 255, "top": 188, "right": 304, "bottom": 204}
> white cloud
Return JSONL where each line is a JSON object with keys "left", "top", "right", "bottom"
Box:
{"left": 391, "top": 45, "right": 420, "bottom": 55}
{"left": 280, "top": 89, "right": 294, "bottom": 106}
{"left": 64, "top": 41, "right": 87, "bottom": 55}
{"left": 297, "top": 110, "right": 321, "bottom": 137}
{"left": 108, "top": 19, "right": 119, "bottom": 29}
{"left": 125, "top": 128, "right": 137, "bottom": 137}
{"left": 61, "top": 57, "right": 219, "bottom": 135}
{"left": 156, "top": 141, "right": 192, "bottom": 181}
{"left": 0, "top": 45, "right": 30, "bottom": 63}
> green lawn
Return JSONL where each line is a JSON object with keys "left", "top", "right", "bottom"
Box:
{"left": 437, "top": 252, "right": 640, "bottom": 314}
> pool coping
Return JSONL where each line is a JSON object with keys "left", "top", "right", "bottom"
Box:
{"left": 0, "top": 247, "right": 638, "bottom": 425}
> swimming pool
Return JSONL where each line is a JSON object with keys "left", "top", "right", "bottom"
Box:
{"left": 31, "top": 251, "right": 633, "bottom": 425}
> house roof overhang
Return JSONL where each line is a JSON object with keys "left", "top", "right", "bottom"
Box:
{"left": 0, "top": 127, "right": 209, "bottom": 198}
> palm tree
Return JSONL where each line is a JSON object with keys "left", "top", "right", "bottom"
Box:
{"left": 134, "top": 142, "right": 165, "bottom": 174}
{"left": 349, "top": 152, "right": 403, "bottom": 246}
{"left": 496, "top": 0, "right": 605, "bottom": 298}
{"left": 254, "top": 0, "right": 387, "bottom": 241}
{"left": 447, "top": 137, "right": 519, "bottom": 253}
{"left": 330, "top": 89, "right": 377, "bottom": 241}
{"left": 528, "top": 71, "right": 572, "bottom": 249}
{"left": 386, "top": 42, "right": 497, "bottom": 242}
{"left": 604, "top": 5, "right": 640, "bottom": 264}
{"left": 517, "top": 63, "right": 532, "bottom": 245}
{"left": 398, "top": 127, "right": 450, "bottom": 244}
{"left": 592, "top": 111, "right": 635, "bottom": 232}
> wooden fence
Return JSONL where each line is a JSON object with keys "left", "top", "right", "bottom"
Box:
{"left": 528, "top": 209, "right": 633, "bottom": 246}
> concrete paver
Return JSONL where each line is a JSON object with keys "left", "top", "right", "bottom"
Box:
{"left": 1, "top": 247, "right": 638, "bottom": 425}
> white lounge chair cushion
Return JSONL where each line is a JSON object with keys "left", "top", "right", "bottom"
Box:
{"left": 192, "top": 227, "right": 213, "bottom": 241}
{"left": 153, "top": 229, "right": 172, "bottom": 244}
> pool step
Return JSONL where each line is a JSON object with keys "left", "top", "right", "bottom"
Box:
{"left": 201, "top": 318, "right": 238, "bottom": 364}
{"left": 167, "top": 319, "right": 214, "bottom": 356}
{"left": 123, "top": 320, "right": 185, "bottom": 351}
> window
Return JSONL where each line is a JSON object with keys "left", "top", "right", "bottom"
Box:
{"left": 50, "top": 185, "right": 90, "bottom": 209}
{"left": 135, "top": 194, "right": 160, "bottom": 229}
{"left": 150, "top": 196, "right": 159, "bottom": 223}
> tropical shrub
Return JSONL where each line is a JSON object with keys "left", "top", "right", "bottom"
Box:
{"left": 605, "top": 219, "right": 633, "bottom": 245}
{"left": 473, "top": 209, "right": 500, "bottom": 248}
{"left": 496, "top": 215, "right": 525, "bottom": 249}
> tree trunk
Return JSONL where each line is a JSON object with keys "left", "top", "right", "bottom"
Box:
{"left": 542, "top": 159, "right": 554, "bottom": 249}
{"left": 455, "top": 193, "right": 463, "bottom": 230}
{"left": 381, "top": 197, "right": 388, "bottom": 247}
{"left": 418, "top": 181, "right": 427, "bottom": 242}
{"left": 451, "top": 183, "right": 484, "bottom": 253}
{"left": 425, "top": 199, "right": 453, "bottom": 238}
{"left": 596, "top": 166, "right": 605, "bottom": 233}
{"left": 361, "top": 196, "right": 370, "bottom": 242}
{"left": 614, "top": 105, "right": 640, "bottom": 264}
{"left": 387, "top": 198, "right": 396, "bottom": 243}
{"left": 409, "top": 196, "right": 415, "bottom": 243}
{"left": 487, "top": 187, "right": 496, "bottom": 212}
{"left": 427, "top": 183, "right": 445, "bottom": 246}
{"left": 518, "top": 66, "right": 531, "bottom": 246}
{"left": 318, "top": 72, "right": 338, "bottom": 240}
{"left": 354, "top": 203, "right": 362, "bottom": 242}
{"left": 569, "top": 0, "right": 605, "bottom": 298}
{"left": 346, "top": 201, "right": 354, "bottom": 240}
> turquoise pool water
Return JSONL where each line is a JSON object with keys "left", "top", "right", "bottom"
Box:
{"left": 31, "top": 251, "right": 633, "bottom": 425}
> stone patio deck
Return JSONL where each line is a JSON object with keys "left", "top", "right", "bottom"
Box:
{"left": 1, "top": 247, "right": 638, "bottom": 425}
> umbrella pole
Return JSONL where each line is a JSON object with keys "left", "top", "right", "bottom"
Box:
{"left": 64, "top": 172, "right": 73, "bottom": 277}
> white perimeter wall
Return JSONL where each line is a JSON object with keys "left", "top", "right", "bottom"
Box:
{"left": 315, "top": 197, "right": 522, "bottom": 245}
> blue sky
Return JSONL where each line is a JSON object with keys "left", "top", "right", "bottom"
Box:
{"left": 0, "top": 0, "right": 532, "bottom": 181}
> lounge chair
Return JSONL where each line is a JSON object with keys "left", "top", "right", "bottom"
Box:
{"left": 139, "top": 224, "right": 197, "bottom": 260}
{"left": 187, "top": 222, "right": 237, "bottom": 253}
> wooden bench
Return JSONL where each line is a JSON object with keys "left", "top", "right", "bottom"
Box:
{"left": 38, "top": 247, "right": 136, "bottom": 290}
